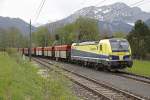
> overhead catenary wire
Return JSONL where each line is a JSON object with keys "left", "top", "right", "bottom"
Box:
{"left": 34, "top": 0, "right": 45, "bottom": 18}
{"left": 34, "top": 0, "right": 46, "bottom": 22}
{"left": 34, "top": 0, "right": 47, "bottom": 23}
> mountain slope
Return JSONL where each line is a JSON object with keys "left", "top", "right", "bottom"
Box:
{"left": 0, "top": 16, "right": 36, "bottom": 35}
{"left": 98, "top": 21, "right": 132, "bottom": 34}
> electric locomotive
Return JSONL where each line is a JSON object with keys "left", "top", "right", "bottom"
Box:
{"left": 71, "top": 38, "right": 133, "bottom": 71}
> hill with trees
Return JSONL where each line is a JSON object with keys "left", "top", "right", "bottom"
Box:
{"left": 0, "top": 27, "right": 29, "bottom": 50}
{"left": 0, "top": 16, "right": 36, "bottom": 35}
{"left": 32, "top": 17, "right": 100, "bottom": 46}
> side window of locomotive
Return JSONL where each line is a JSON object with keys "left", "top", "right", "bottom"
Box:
{"left": 100, "top": 45, "right": 102, "bottom": 51}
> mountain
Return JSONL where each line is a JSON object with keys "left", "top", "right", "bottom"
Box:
{"left": 0, "top": 16, "right": 36, "bottom": 35}
{"left": 73, "top": 2, "right": 150, "bottom": 23}
{"left": 47, "top": 2, "right": 150, "bottom": 34}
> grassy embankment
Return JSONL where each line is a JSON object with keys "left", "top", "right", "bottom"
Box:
{"left": 0, "top": 51, "right": 77, "bottom": 100}
{"left": 128, "top": 60, "right": 150, "bottom": 77}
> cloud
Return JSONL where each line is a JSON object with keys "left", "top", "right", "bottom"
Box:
{"left": 0, "top": 0, "right": 4, "bottom": 4}
{"left": 0, "top": 0, "right": 5, "bottom": 11}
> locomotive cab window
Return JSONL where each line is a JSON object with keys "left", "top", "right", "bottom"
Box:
{"left": 109, "top": 40, "right": 129, "bottom": 52}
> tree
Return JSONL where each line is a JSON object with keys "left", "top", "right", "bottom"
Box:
{"left": 75, "top": 17, "right": 100, "bottom": 42}
{"left": 127, "top": 20, "right": 150, "bottom": 59}
{"left": 0, "top": 27, "right": 27, "bottom": 50}
{"left": 7, "top": 27, "right": 23, "bottom": 48}
{"left": 54, "top": 17, "right": 100, "bottom": 45}
{"left": 32, "top": 26, "right": 53, "bottom": 47}
{"left": 56, "top": 23, "right": 76, "bottom": 45}
{"left": 0, "top": 28, "right": 8, "bottom": 50}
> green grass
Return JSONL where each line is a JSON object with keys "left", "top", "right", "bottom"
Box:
{"left": 0, "top": 51, "right": 77, "bottom": 100}
{"left": 128, "top": 60, "right": 150, "bottom": 77}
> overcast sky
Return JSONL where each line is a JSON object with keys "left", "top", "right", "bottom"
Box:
{"left": 0, "top": 0, "right": 150, "bottom": 25}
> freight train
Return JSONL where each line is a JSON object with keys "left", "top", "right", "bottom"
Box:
{"left": 20, "top": 38, "right": 133, "bottom": 71}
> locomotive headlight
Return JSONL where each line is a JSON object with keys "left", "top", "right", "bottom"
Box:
{"left": 124, "top": 55, "right": 131, "bottom": 60}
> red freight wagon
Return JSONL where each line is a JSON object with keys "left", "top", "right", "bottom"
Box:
{"left": 54, "top": 45, "right": 71, "bottom": 59}
{"left": 44, "top": 46, "right": 54, "bottom": 57}
{"left": 31, "top": 48, "right": 36, "bottom": 55}
{"left": 43, "top": 47, "right": 48, "bottom": 57}
{"left": 36, "top": 47, "right": 43, "bottom": 56}
{"left": 43, "top": 47, "right": 53, "bottom": 57}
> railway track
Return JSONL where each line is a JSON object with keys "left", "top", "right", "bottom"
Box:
{"left": 42, "top": 57, "right": 150, "bottom": 86}
{"left": 124, "top": 72, "right": 150, "bottom": 81}
{"left": 114, "top": 72, "right": 150, "bottom": 85}
{"left": 33, "top": 57, "right": 147, "bottom": 100}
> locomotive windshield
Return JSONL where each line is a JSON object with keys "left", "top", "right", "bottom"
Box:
{"left": 110, "top": 39, "right": 129, "bottom": 52}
